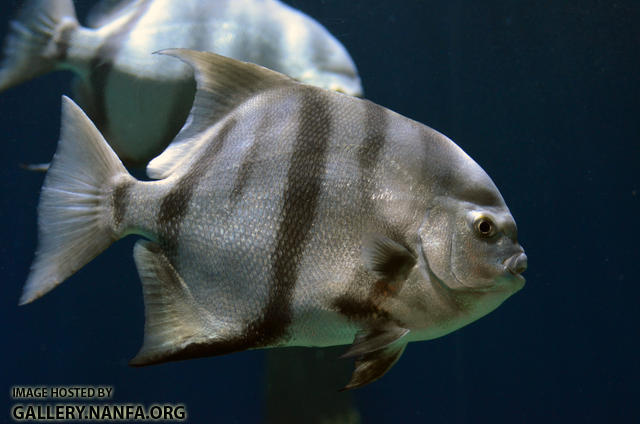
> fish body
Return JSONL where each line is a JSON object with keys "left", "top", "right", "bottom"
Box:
{"left": 23, "top": 50, "right": 526, "bottom": 389}
{"left": 0, "top": 0, "right": 362, "bottom": 165}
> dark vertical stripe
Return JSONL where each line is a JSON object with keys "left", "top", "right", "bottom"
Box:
{"left": 228, "top": 115, "right": 273, "bottom": 205}
{"left": 112, "top": 180, "right": 133, "bottom": 228}
{"left": 228, "top": 141, "right": 259, "bottom": 204}
{"left": 246, "top": 89, "right": 332, "bottom": 346}
{"left": 336, "top": 102, "right": 406, "bottom": 325}
{"left": 155, "top": 90, "right": 333, "bottom": 357}
{"left": 332, "top": 292, "right": 390, "bottom": 322}
{"left": 54, "top": 22, "right": 75, "bottom": 61}
{"left": 158, "top": 119, "right": 235, "bottom": 259}
{"left": 141, "top": 89, "right": 335, "bottom": 362}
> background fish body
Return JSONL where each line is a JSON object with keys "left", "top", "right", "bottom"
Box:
{"left": 23, "top": 51, "right": 525, "bottom": 389}
{"left": 0, "top": 0, "right": 362, "bottom": 165}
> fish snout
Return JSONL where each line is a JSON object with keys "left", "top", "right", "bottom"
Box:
{"left": 504, "top": 252, "right": 527, "bottom": 275}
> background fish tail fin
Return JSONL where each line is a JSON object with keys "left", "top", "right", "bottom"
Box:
{"left": 0, "top": 0, "right": 78, "bottom": 92}
{"left": 20, "top": 96, "right": 133, "bottom": 305}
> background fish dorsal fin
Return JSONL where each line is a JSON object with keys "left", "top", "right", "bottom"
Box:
{"left": 85, "top": 0, "right": 143, "bottom": 28}
{"left": 146, "top": 49, "right": 299, "bottom": 180}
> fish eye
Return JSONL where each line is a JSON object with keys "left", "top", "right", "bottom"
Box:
{"left": 473, "top": 215, "right": 496, "bottom": 238}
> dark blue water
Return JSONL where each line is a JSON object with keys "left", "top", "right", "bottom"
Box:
{"left": 1, "top": 1, "right": 638, "bottom": 422}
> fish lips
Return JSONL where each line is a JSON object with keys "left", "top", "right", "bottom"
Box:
{"left": 466, "top": 252, "right": 528, "bottom": 292}
{"left": 505, "top": 251, "right": 528, "bottom": 275}
{"left": 501, "top": 251, "right": 527, "bottom": 289}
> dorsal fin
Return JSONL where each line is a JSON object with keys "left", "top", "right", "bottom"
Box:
{"left": 146, "top": 49, "right": 299, "bottom": 180}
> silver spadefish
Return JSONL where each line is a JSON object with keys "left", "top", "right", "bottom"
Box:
{"left": 22, "top": 50, "right": 526, "bottom": 390}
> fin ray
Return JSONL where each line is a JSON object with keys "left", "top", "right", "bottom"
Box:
{"left": 21, "top": 96, "right": 132, "bottom": 305}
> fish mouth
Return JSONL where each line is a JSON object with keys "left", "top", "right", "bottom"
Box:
{"left": 500, "top": 252, "right": 527, "bottom": 290}
{"left": 504, "top": 251, "right": 528, "bottom": 276}
{"left": 498, "top": 266, "right": 527, "bottom": 291}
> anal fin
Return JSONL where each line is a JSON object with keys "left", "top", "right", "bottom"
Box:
{"left": 130, "top": 240, "right": 213, "bottom": 366}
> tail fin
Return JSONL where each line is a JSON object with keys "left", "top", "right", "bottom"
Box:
{"left": 20, "top": 96, "right": 133, "bottom": 305}
{"left": 0, "top": 0, "right": 78, "bottom": 92}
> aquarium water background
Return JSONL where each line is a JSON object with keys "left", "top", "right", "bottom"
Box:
{"left": 0, "top": 0, "right": 638, "bottom": 422}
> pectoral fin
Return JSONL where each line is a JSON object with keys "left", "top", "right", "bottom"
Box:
{"left": 340, "top": 324, "right": 409, "bottom": 390}
{"left": 362, "top": 233, "right": 416, "bottom": 286}
{"left": 130, "top": 240, "right": 213, "bottom": 366}
{"left": 341, "top": 342, "right": 408, "bottom": 391}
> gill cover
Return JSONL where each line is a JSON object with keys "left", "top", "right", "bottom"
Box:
{"left": 418, "top": 204, "right": 456, "bottom": 288}
{"left": 419, "top": 197, "right": 523, "bottom": 291}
